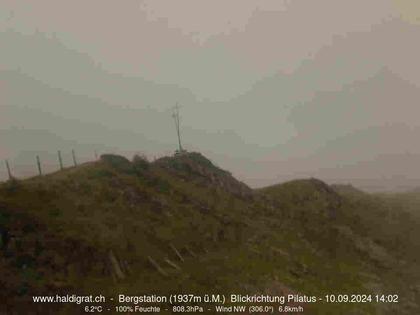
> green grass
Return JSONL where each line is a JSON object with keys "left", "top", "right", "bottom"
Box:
{"left": 0, "top": 153, "right": 419, "bottom": 314}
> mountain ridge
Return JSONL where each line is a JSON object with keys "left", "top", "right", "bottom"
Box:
{"left": 0, "top": 152, "right": 419, "bottom": 314}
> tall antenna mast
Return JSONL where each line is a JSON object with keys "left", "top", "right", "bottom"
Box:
{"left": 172, "top": 103, "right": 183, "bottom": 152}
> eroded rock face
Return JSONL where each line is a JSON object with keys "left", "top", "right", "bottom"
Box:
{"left": 308, "top": 178, "right": 342, "bottom": 219}
{"left": 155, "top": 152, "right": 253, "bottom": 200}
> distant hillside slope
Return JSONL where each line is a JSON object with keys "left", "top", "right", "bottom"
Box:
{"left": 0, "top": 152, "right": 419, "bottom": 314}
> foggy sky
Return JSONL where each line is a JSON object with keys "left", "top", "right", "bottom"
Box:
{"left": 1, "top": 0, "right": 420, "bottom": 191}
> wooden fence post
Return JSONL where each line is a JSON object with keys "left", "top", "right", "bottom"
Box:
{"left": 147, "top": 256, "right": 168, "bottom": 277}
{"left": 5, "top": 160, "right": 12, "bottom": 180}
{"left": 36, "top": 155, "right": 42, "bottom": 175}
{"left": 72, "top": 149, "right": 77, "bottom": 166}
{"left": 58, "top": 150, "right": 63, "bottom": 170}
{"left": 170, "top": 243, "right": 184, "bottom": 262}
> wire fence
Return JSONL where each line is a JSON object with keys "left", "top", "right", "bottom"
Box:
{"left": 1, "top": 149, "right": 173, "bottom": 183}
{"left": 2, "top": 149, "right": 97, "bottom": 182}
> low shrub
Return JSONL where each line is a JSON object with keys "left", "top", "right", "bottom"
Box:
{"left": 100, "top": 154, "right": 133, "bottom": 174}
{"left": 132, "top": 154, "right": 150, "bottom": 172}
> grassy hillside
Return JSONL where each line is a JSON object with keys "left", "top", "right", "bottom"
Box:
{"left": 0, "top": 152, "right": 419, "bottom": 314}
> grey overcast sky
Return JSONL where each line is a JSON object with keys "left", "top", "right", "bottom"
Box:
{"left": 1, "top": 0, "right": 420, "bottom": 191}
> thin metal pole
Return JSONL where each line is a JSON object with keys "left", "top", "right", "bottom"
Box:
{"left": 72, "top": 149, "right": 77, "bottom": 166}
{"left": 58, "top": 150, "right": 63, "bottom": 170}
{"left": 36, "top": 155, "right": 42, "bottom": 175}
{"left": 173, "top": 103, "right": 183, "bottom": 152}
{"left": 5, "top": 160, "right": 12, "bottom": 180}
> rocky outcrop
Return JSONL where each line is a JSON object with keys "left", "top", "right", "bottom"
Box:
{"left": 155, "top": 152, "right": 253, "bottom": 199}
